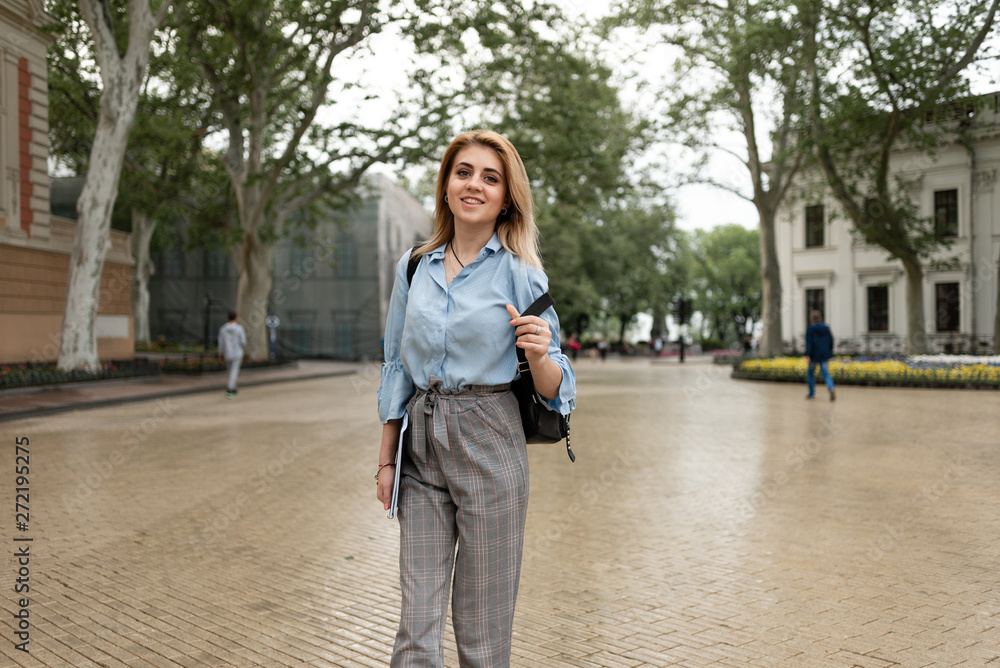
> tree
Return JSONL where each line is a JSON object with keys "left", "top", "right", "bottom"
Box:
{"left": 689, "top": 224, "right": 761, "bottom": 347}
{"left": 592, "top": 201, "right": 686, "bottom": 344}
{"left": 803, "top": 0, "right": 1000, "bottom": 353}
{"left": 50, "top": 13, "right": 218, "bottom": 344}
{"left": 173, "top": 0, "right": 553, "bottom": 358}
{"left": 610, "top": 0, "right": 811, "bottom": 356}
{"left": 481, "top": 35, "right": 661, "bottom": 335}
{"left": 55, "top": 0, "right": 173, "bottom": 370}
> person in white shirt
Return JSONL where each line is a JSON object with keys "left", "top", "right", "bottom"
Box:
{"left": 217, "top": 311, "right": 247, "bottom": 399}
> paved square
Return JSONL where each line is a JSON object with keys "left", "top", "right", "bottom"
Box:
{"left": 1, "top": 360, "right": 998, "bottom": 666}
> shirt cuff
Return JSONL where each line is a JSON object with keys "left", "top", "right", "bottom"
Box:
{"left": 538, "top": 353, "right": 576, "bottom": 415}
{"left": 377, "top": 360, "right": 415, "bottom": 423}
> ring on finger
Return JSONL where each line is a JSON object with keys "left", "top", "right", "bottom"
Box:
{"left": 535, "top": 324, "right": 541, "bottom": 335}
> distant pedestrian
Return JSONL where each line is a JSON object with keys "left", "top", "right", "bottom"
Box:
{"left": 568, "top": 333, "right": 582, "bottom": 360}
{"left": 597, "top": 336, "right": 609, "bottom": 361}
{"left": 218, "top": 312, "right": 247, "bottom": 399}
{"left": 805, "top": 310, "right": 835, "bottom": 401}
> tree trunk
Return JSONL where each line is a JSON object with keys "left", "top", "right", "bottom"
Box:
{"left": 650, "top": 306, "right": 667, "bottom": 341}
{"left": 618, "top": 314, "right": 630, "bottom": 346}
{"left": 234, "top": 234, "right": 275, "bottom": 359}
{"left": 58, "top": 120, "right": 134, "bottom": 371}
{"left": 130, "top": 210, "right": 156, "bottom": 344}
{"left": 57, "top": 0, "right": 163, "bottom": 371}
{"left": 902, "top": 256, "right": 928, "bottom": 354}
{"left": 758, "top": 208, "right": 783, "bottom": 357}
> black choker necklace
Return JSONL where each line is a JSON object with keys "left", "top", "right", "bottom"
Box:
{"left": 450, "top": 243, "right": 465, "bottom": 268}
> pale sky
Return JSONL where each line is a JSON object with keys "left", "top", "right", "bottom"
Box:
{"left": 347, "top": 0, "right": 761, "bottom": 233}
{"left": 557, "top": 0, "right": 759, "bottom": 232}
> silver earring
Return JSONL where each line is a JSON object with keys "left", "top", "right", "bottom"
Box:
{"left": 501, "top": 206, "right": 508, "bottom": 215}
{"left": 445, "top": 195, "right": 449, "bottom": 203}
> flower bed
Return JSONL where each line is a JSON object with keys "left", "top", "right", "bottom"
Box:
{"left": 0, "top": 359, "right": 162, "bottom": 390}
{"left": 732, "top": 356, "right": 1000, "bottom": 389}
{"left": 1, "top": 357, "right": 288, "bottom": 390}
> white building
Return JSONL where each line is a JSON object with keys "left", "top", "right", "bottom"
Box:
{"left": 776, "top": 94, "right": 1000, "bottom": 355}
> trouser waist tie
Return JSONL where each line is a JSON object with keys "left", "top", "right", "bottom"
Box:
{"left": 408, "top": 376, "right": 510, "bottom": 462}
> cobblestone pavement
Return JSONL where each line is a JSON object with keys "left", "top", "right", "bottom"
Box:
{"left": 1, "top": 359, "right": 998, "bottom": 667}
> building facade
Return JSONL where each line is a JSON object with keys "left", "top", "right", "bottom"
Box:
{"left": 0, "top": 0, "right": 134, "bottom": 363}
{"left": 776, "top": 96, "right": 1000, "bottom": 355}
{"left": 148, "top": 174, "right": 432, "bottom": 359}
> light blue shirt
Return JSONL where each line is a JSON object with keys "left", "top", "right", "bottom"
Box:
{"left": 378, "top": 233, "right": 576, "bottom": 424}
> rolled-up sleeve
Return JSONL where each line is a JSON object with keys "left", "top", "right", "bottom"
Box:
{"left": 519, "top": 265, "right": 577, "bottom": 416}
{"left": 377, "top": 252, "right": 416, "bottom": 423}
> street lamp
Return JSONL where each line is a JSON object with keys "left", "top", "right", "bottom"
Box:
{"left": 203, "top": 292, "right": 224, "bottom": 353}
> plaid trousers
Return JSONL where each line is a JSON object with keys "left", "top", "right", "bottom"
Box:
{"left": 392, "top": 377, "right": 529, "bottom": 668}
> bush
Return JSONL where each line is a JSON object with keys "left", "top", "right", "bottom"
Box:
{"left": 135, "top": 337, "right": 206, "bottom": 353}
{"left": 697, "top": 337, "right": 727, "bottom": 352}
{"left": 0, "top": 356, "right": 289, "bottom": 389}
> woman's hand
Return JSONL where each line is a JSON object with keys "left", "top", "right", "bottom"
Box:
{"left": 506, "top": 304, "right": 551, "bottom": 363}
{"left": 376, "top": 463, "right": 396, "bottom": 510}
{"left": 506, "top": 304, "right": 562, "bottom": 400}
{"left": 377, "top": 419, "right": 403, "bottom": 511}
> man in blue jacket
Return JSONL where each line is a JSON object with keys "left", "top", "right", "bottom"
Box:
{"left": 805, "top": 310, "right": 836, "bottom": 401}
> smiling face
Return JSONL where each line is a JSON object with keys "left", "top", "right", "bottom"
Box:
{"left": 445, "top": 144, "right": 509, "bottom": 230}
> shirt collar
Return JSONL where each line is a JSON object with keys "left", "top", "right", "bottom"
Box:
{"left": 429, "top": 232, "right": 503, "bottom": 260}
{"left": 484, "top": 233, "right": 503, "bottom": 255}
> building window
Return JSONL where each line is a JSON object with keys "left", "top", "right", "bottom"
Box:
{"left": 336, "top": 238, "right": 356, "bottom": 278}
{"left": 867, "top": 285, "right": 889, "bottom": 332}
{"left": 336, "top": 321, "right": 354, "bottom": 358}
{"left": 935, "top": 282, "right": 960, "bottom": 332}
{"left": 289, "top": 244, "right": 307, "bottom": 271}
{"left": 287, "top": 310, "right": 316, "bottom": 354}
{"left": 805, "top": 205, "right": 825, "bottom": 248}
{"left": 934, "top": 189, "right": 958, "bottom": 237}
{"left": 160, "top": 247, "right": 185, "bottom": 278}
{"left": 805, "top": 288, "right": 825, "bottom": 328}
{"left": 204, "top": 248, "right": 229, "bottom": 279}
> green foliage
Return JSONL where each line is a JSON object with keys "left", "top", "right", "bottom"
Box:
{"left": 697, "top": 336, "right": 727, "bottom": 352}
{"left": 47, "top": 0, "right": 219, "bottom": 244}
{"left": 608, "top": 0, "right": 812, "bottom": 355}
{"left": 589, "top": 201, "right": 687, "bottom": 340}
{"left": 688, "top": 224, "right": 761, "bottom": 346}
{"left": 807, "top": 0, "right": 999, "bottom": 264}
{"left": 472, "top": 32, "right": 684, "bottom": 338}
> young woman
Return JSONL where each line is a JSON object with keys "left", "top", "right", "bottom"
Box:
{"left": 376, "top": 130, "right": 576, "bottom": 666}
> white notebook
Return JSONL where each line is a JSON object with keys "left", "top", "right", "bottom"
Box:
{"left": 388, "top": 412, "right": 406, "bottom": 519}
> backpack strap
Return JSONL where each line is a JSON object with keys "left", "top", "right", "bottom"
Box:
{"left": 517, "top": 292, "right": 556, "bottom": 380}
{"left": 406, "top": 246, "right": 420, "bottom": 286}
{"left": 514, "top": 292, "right": 574, "bottom": 461}
{"left": 515, "top": 291, "right": 554, "bottom": 379}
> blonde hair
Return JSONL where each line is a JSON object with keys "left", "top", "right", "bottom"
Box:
{"left": 414, "top": 130, "right": 541, "bottom": 268}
